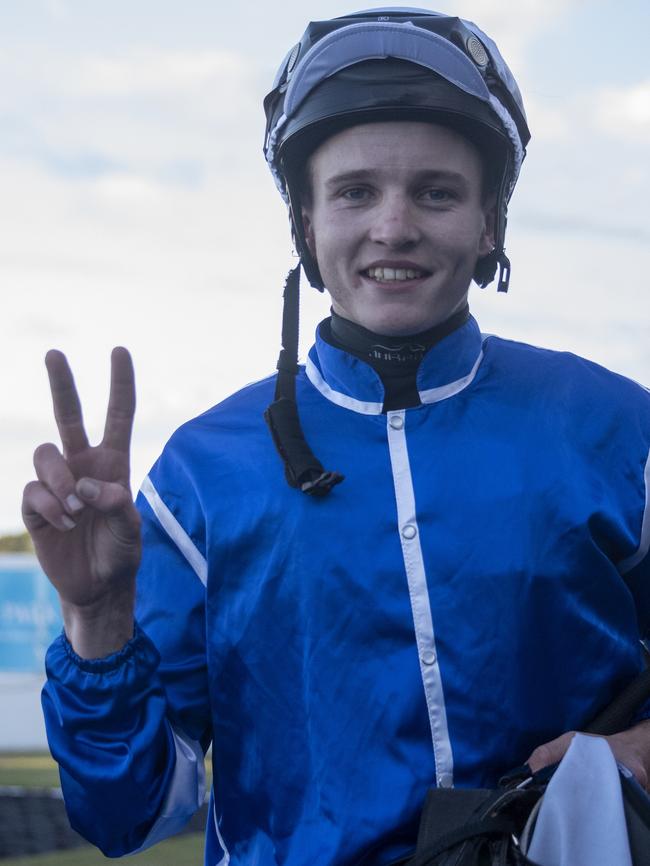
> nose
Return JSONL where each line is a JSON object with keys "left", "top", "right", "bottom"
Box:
{"left": 368, "top": 192, "right": 421, "bottom": 249}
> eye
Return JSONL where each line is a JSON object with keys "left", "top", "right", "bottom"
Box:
{"left": 419, "top": 187, "right": 455, "bottom": 203}
{"left": 341, "top": 186, "right": 372, "bottom": 202}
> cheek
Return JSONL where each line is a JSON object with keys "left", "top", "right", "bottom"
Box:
{"left": 448, "top": 214, "right": 490, "bottom": 255}
{"left": 311, "top": 223, "right": 353, "bottom": 268}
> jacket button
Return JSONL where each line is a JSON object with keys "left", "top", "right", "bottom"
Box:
{"left": 401, "top": 524, "right": 417, "bottom": 540}
{"left": 389, "top": 415, "right": 404, "bottom": 430}
{"left": 421, "top": 651, "right": 436, "bottom": 666}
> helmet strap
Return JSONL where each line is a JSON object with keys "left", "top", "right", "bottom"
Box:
{"left": 284, "top": 169, "right": 325, "bottom": 291}
{"left": 497, "top": 251, "right": 511, "bottom": 293}
{"left": 264, "top": 264, "right": 344, "bottom": 495}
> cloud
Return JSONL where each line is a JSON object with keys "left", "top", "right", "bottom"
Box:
{"left": 518, "top": 211, "right": 650, "bottom": 244}
{"left": 595, "top": 80, "right": 650, "bottom": 140}
{"left": 0, "top": 44, "right": 253, "bottom": 109}
{"left": 0, "top": 43, "right": 261, "bottom": 194}
{"left": 447, "top": 0, "right": 588, "bottom": 68}
{"left": 91, "top": 172, "right": 166, "bottom": 205}
{"left": 523, "top": 95, "right": 570, "bottom": 142}
{"left": 76, "top": 50, "right": 248, "bottom": 97}
{"left": 459, "top": 0, "right": 581, "bottom": 28}
{"left": 44, "top": 0, "right": 69, "bottom": 19}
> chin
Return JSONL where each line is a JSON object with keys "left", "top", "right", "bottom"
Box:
{"left": 365, "top": 309, "right": 437, "bottom": 337}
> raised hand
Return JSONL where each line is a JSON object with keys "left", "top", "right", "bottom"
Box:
{"left": 22, "top": 347, "right": 141, "bottom": 657}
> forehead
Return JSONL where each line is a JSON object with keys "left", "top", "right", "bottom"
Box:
{"left": 307, "top": 121, "right": 483, "bottom": 180}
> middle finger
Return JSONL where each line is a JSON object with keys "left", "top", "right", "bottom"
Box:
{"left": 102, "top": 346, "right": 136, "bottom": 454}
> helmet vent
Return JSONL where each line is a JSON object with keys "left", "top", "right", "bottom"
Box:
{"left": 286, "top": 43, "right": 301, "bottom": 79}
{"left": 466, "top": 35, "right": 489, "bottom": 68}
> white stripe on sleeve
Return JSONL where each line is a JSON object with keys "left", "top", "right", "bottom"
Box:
{"left": 140, "top": 475, "right": 208, "bottom": 587}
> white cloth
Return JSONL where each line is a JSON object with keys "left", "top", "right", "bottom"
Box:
{"left": 527, "top": 733, "right": 632, "bottom": 866}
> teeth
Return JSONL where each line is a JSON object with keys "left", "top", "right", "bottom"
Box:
{"left": 367, "top": 267, "right": 423, "bottom": 281}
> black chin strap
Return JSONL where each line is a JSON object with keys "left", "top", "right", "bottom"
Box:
{"left": 264, "top": 265, "right": 344, "bottom": 496}
{"left": 474, "top": 248, "right": 511, "bottom": 292}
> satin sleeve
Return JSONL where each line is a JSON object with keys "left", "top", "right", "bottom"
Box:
{"left": 41, "top": 465, "right": 211, "bottom": 856}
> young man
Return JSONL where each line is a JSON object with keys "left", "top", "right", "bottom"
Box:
{"left": 22, "top": 10, "right": 650, "bottom": 866}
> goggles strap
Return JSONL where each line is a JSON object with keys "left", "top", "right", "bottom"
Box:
{"left": 264, "top": 264, "right": 344, "bottom": 496}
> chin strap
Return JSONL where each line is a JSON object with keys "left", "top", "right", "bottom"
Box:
{"left": 264, "top": 264, "right": 344, "bottom": 496}
{"left": 496, "top": 250, "right": 511, "bottom": 293}
{"left": 473, "top": 247, "right": 511, "bottom": 293}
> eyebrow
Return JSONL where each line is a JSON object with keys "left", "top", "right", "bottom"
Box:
{"left": 324, "top": 168, "right": 470, "bottom": 188}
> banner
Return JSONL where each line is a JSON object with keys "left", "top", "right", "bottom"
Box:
{"left": 0, "top": 554, "right": 62, "bottom": 673}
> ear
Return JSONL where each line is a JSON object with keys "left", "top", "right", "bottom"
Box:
{"left": 478, "top": 200, "right": 496, "bottom": 258}
{"left": 301, "top": 207, "right": 316, "bottom": 258}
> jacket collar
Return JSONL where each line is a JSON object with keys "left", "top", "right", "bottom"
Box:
{"left": 305, "top": 315, "right": 485, "bottom": 415}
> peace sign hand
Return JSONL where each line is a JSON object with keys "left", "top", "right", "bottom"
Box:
{"left": 22, "top": 348, "right": 142, "bottom": 657}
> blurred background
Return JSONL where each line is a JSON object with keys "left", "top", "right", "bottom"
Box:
{"left": 0, "top": 1, "right": 648, "bottom": 856}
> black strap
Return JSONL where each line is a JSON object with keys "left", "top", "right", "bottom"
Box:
{"left": 586, "top": 666, "right": 650, "bottom": 736}
{"left": 273, "top": 264, "right": 301, "bottom": 402}
{"left": 496, "top": 251, "right": 511, "bottom": 293}
{"left": 264, "top": 265, "right": 344, "bottom": 495}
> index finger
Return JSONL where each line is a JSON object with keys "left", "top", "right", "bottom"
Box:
{"left": 45, "top": 350, "right": 90, "bottom": 456}
{"left": 102, "top": 346, "right": 136, "bottom": 453}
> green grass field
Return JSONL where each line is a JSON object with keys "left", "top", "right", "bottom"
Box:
{"left": 0, "top": 752, "right": 207, "bottom": 865}
{"left": 0, "top": 752, "right": 213, "bottom": 790}
{"left": 0, "top": 752, "right": 60, "bottom": 788}
{"left": 0, "top": 833, "right": 205, "bottom": 866}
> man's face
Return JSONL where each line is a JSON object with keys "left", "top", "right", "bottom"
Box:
{"left": 302, "top": 121, "right": 495, "bottom": 336}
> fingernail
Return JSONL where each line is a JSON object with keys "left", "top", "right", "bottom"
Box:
{"left": 65, "top": 494, "right": 84, "bottom": 514}
{"left": 77, "top": 479, "right": 100, "bottom": 501}
{"left": 61, "top": 515, "right": 76, "bottom": 530}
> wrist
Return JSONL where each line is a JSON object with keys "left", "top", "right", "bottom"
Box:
{"left": 61, "top": 589, "right": 135, "bottom": 659}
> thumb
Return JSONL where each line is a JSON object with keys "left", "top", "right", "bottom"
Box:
{"left": 527, "top": 731, "right": 576, "bottom": 773}
{"left": 76, "top": 477, "right": 141, "bottom": 541}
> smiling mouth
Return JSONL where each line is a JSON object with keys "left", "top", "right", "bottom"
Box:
{"left": 363, "top": 266, "right": 429, "bottom": 282}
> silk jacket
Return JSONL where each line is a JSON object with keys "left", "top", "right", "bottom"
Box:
{"left": 43, "top": 316, "right": 650, "bottom": 866}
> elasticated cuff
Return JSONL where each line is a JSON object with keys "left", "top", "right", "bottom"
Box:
{"left": 57, "top": 622, "right": 151, "bottom": 674}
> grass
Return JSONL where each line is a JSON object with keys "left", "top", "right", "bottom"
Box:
{"left": 0, "top": 833, "right": 204, "bottom": 865}
{"left": 0, "top": 752, "right": 60, "bottom": 789}
{"left": 0, "top": 753, "right": 208, "bottom": 864}
{"left": 0, "top": 751, "right": 212, "bottom": 790}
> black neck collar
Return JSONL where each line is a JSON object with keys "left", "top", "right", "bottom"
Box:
{"left": 328, "top": 305, "right": 469, "bottom": 373}
{"left": 321, "top": 305, "right": 471, "bottom": 411}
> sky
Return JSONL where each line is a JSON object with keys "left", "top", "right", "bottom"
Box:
{"left": 1, "top": 0, "right": 649, "bottom": 533}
